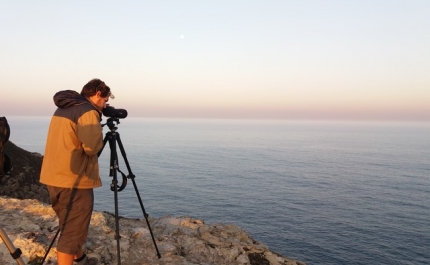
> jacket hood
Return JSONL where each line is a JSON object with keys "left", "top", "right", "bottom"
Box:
{"left": 53, "top": 90, "right": 89, "bottom": 109}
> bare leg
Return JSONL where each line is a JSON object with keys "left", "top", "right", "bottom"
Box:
{"left": 57, "top": 251, "right": 74, "bottom": 265}
{"left": 57, "top": 248, "right": 84, "bottom": 265}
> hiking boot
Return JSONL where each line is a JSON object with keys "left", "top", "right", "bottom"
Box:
{"left": 74, "top": 254, "right": 98, "bottom": 265}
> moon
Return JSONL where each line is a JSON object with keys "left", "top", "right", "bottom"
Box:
{"left": 180, "top": 34, "right": 185, "bottom": 39}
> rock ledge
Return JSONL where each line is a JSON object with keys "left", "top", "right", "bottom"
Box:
{"left": 0, "top": 197, "right": 305, "bottom": 265}
{"left": 0, "top": 141, "right": 305, "bottom": 264}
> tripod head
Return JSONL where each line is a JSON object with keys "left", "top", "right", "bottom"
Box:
{"left": 103, "top": 117, "right": 121, "bottom": 131}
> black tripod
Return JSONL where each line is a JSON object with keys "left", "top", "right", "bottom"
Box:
{"left": 98, "top": 117, "right": 161, "bottom": 264}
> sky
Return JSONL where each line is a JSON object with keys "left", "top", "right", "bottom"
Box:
{"left": 0, "top": 0, "right": 429, "bottom": 121}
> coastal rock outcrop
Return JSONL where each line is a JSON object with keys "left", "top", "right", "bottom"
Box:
{"left": 0, "top": 197, "right": 305, "bottom": 265}
{"left": 0, "top": 141, "right": 49, "bottom": 203}
{"left": 0, "top": 142, "right": 306, "bottom": 264}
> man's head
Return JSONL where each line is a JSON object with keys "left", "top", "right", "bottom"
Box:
{"left": 81, "top": 79, "right": 114, "bottom": 110}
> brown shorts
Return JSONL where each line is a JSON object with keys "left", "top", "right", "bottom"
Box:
{"left": 47, "top": 186, "right": 94, "bottom": 254}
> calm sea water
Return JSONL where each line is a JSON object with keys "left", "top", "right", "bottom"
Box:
{"left": 6, "top": 116, "right": 430, "bottom": 265}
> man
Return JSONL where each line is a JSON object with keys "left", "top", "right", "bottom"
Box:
{"left": 40, "top": 79, "right": 114, "bottom": 265}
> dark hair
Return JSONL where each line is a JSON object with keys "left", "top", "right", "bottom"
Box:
{"left": 81, "top": 78, "right": 114, "bottom": 99}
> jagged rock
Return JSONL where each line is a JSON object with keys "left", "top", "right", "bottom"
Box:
{"left": 0, "top": 141, "right": 49, "bottom": 203}
{"left": 0, "top": 197, "right": 306, "bottom": 265}
{"left": 0, "top": 143, "right": 306, "bottom": 265}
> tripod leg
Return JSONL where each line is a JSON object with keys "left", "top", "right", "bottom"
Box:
{"left": 0, "top": 227, "right": 26, "bottom": 265}
{"left": 129, "top": 177, "right": 162, "bottom": 258}
{"left": 108, "top": 134, "right": 122, "bottom": 265}
{"left": 97, "top": 131, "right": 110, "bottom": 158}
{"left": 116, "top": 134, "right": 161, "bottom": 258}
{"left": 40, "top": 228, "right": 60, "bottom": 265}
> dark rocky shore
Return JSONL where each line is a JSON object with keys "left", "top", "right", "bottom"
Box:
{"left": 0, "top": 141, "right": 306, "bottom": 265}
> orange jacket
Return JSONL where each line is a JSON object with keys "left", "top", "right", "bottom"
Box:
{"left": 40, "top": 90, "right": 103, "bottom": 189}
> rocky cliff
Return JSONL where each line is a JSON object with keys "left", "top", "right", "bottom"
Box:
{"left": 0, "top": 142, "right": 306, "bottom": 265}
{"left": 0, "top": 141, "right": 49, "bottom": 203}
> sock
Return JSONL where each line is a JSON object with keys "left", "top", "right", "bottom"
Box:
{"left": 74, "top": 253, "right": 87, "bottom": 264}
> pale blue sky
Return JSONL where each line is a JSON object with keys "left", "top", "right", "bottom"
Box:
{"left": 1, "top": 1, "right": 429, "bottom": 120}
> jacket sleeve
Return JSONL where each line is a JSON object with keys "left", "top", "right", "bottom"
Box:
{"left": 76, "top": 110, "right": 103, "bottom": 156}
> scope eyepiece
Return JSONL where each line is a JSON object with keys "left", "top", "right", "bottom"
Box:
{"left": 102, "top": 106, "right": 128, "bottom": 119}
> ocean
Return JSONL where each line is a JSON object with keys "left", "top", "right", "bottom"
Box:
{"left": 5, "top": 116, "right": 430, "bottom": 265}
